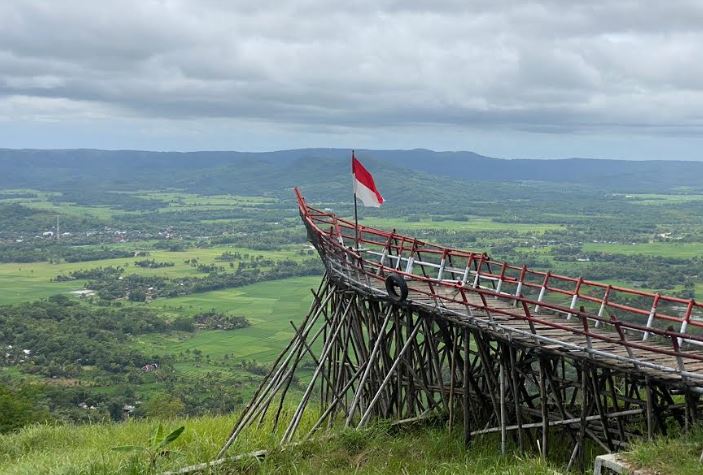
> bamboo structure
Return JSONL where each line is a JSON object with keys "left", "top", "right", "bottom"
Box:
{"left": 219, "top": 190, "right": 703, "bottom": 470}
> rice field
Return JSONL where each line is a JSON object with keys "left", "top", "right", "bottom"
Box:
{"left": 139, "top": 275, "right": 322, "bottom": 367}
{"left": 583, "top": 242, "right": 703, "bottom": 258}
{"left": 0, "top": 244, "right": 314, "bottom": 306}
{"left": 361, "top": 216, "right": 563, "bottom": 233}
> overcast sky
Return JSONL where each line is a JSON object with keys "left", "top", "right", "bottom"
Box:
{"left": 2, "top": 1, "right": 703, "bottom": 160}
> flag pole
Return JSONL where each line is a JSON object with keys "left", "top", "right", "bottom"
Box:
{"left": 353, "top": 150, "right": 359, "bottom": 251}
{"left": 354, "top": 193, "right": 359, "bottom": 251}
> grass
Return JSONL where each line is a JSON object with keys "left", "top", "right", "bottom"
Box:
{"left": 8, "top": 410, "right": 698, "bottom": 475}
{"left": 625, "top": 426, "right": 703, "bottom": 475}
{"left": 139, "top": 275, "right": 321, "bottom": 367}
{"left": 136, "top": 191, "right": 277, "bottom": 207}
{"left": 0, "top": 244, "right": 313, "bottom": 305}
{"left": 583, "top": 242, "right": 703, "bottom": 258}
{"left": 24, "top": 201, "right": 126, "bottom": 220}
{"left": 0, "top": 272, "right": 84, "bottom": 306}
{"left": 0, "top": 414, "right": 562, "bottom": 475}
{"left": 360, "top": 216, "right": 563, "bottom": 233}
{"left": 252, "top": 425, "right": 561, "bottom": 475}
{"left": 0, "top": 415, "right": 239, "bottom": 475}
{"left": 1, "top": 189, "right": 279, "bottom": 219}
{"left": 622, "top": 193, "right": 703, "bottom": 205}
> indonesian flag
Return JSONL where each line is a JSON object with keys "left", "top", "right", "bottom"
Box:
{"left": 352, "top": 152, "right": 384, "bottom": 207}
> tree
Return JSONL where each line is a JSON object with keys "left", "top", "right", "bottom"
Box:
{"left": 0, "top": 383, "right": 50, "bottom": 433}
{"left": 140, "top": 394, "right": 185, "bottom": 418}
{"left": 171, "top": 316, "right": 194, "bottom": 332}
{"left": 128, "top": 289, "right": 147, "bottom": 302}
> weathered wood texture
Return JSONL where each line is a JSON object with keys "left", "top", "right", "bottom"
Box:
{"left": 220, "top": 277, "right": 703, "bottom": 469}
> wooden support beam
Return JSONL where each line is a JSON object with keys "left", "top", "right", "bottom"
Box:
{"left": 282, "top": 297, "right": 355, "bottom": 443}
{"left": 357, "top": 318, "right": 422, "bottom": 428}
{"left": 470, "top": 409, "right": 643, "bottom": 436}
{"left": 219, "top": 275, "right": 703, "bottom": 466}
{"left": 500, "top": 358, "right": 506, "bottom": 455}
{"left": 345, "top": 307, "right": 394, "bottom": 427}
{"left": 463, "top": 327, "right": 471, "bottom": 446}
{"left": 509, "top": 345, "right": 524, "bottom": 453}
{"left": 538, "top": 357, "right": 549, "bottom": 459}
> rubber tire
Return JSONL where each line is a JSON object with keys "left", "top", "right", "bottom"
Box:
{"left": 385, "top": 274, "right": 409, "bottom": 302}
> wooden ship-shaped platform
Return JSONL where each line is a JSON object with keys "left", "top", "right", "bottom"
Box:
{"left": 219, "top": 189, "right": 703, "bottom": 471}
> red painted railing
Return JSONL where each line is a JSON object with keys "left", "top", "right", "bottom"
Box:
{"left": 295, "top": 189, "right": 703, "bottom": 378}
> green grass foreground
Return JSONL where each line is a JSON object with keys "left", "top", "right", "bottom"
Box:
{"left": 625, "top": 427, "right": 703, "bottom": 475}
{"left": 0, "top": 414, "right": 564, "bottom": 475}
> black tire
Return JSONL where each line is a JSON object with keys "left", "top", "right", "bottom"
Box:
{"left": 385, "top": 274, "right": 408, "bottom": 302}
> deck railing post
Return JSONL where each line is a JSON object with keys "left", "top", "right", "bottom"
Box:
{"left": 472, "top": 255, "right": 485, "bottom": 288}
{"left": 610, "top": 314, "right": 639, "bottom": 370}
{"left": 678, "top": 300, "right": 695, "bottom": 347}
{"left": 566, "top": 277, "right": 583, "bottom": 320}
{"left": 405, "top": 240, "right": 420, "bottom": 276}
{"left": 513, "top": 265, "right": 527, "bottom": 307}
{"left": 437, "top": 250, "right": 448, "bottom": 281}
{"left": 642, "top": 293, "right": 661, "bottom": 341}
{"left": 461, "top": 253, "right": 474, "bottom": 284}
{"left": 395, "top": 237, "right": 406, "bottom": 270}
{"left": 376, "top": 231, "right": 395, "bottom": 275}
{"left": 667, "top": 325, "right": 687, "bottom": 377}
{"left": 580, "top": 311, "right": 593, "bottom": 356}
{"left": 495, "top": 262, "right": 507, "bottom": 298}
{"left": 516, "top": 265, "right": 527, "bottom": 297}
{"left": 534, "top": 271, "right": 551, "bottom": 313}
{"left": 595, "top": 285, "right": 612, "bottom": 328}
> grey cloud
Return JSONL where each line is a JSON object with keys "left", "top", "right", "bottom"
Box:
{"left": 2, "top": 0, "right": 703, "bottom": 136}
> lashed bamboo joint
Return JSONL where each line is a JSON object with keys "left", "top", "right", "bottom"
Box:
{"left": 219, "top": 189, "right": 703, "bottom": 471}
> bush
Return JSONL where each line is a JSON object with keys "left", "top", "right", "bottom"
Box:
{"left": 171, "top": 316, "right": 195, "bottom": 332}
{"left": 0, "top": 383, "right": 51, "bottom": 433}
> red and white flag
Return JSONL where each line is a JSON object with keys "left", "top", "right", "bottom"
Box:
{"left": 352, "top": 152, "right": 384, "bottom": 208}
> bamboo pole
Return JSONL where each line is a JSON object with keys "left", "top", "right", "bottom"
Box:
{"left": 357, "top": 319, "right": 422, "bottom": 428}
{"left": 499, "top": 360, "right": 506, "bottom": 455}
{"left": 282, "top": 297, "right": 355, "bottom": 443}
{"left": 345, "top": 307, "right": 394, "bottom": 427}
{"left": 218, "top": 284, "right": 334, "bottom": 457}
{"left": 463, "top": 327, "right": 471, "bottom": 446}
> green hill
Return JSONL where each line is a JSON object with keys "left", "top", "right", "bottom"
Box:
{"left": 2, "top": 148, "right": 702, "bottom": 195}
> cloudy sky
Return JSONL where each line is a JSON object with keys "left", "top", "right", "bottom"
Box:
{"left": 2, "top": 1, "right": 703, "bottom": 160}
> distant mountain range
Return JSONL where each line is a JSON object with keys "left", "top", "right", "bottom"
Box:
{"left": 1, "top": 148, "right": 701, "bottom": 195}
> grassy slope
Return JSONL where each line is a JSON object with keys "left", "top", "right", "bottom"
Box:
{"left": 0, "top": 414, "right": 561, "bottom": 475}
{"left": 625, "top": 428, "right": 703, "bottom": 475}
{"left": 5, "top": 414, "right": 698, "bottom": 475}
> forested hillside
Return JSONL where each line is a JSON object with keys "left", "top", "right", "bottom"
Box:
{"left": 1, "top": 148, "right": 702, "bottom": 195}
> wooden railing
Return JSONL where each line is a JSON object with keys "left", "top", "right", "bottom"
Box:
{"left": 295, "top": 189, "right": 703, "bottom": 379}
